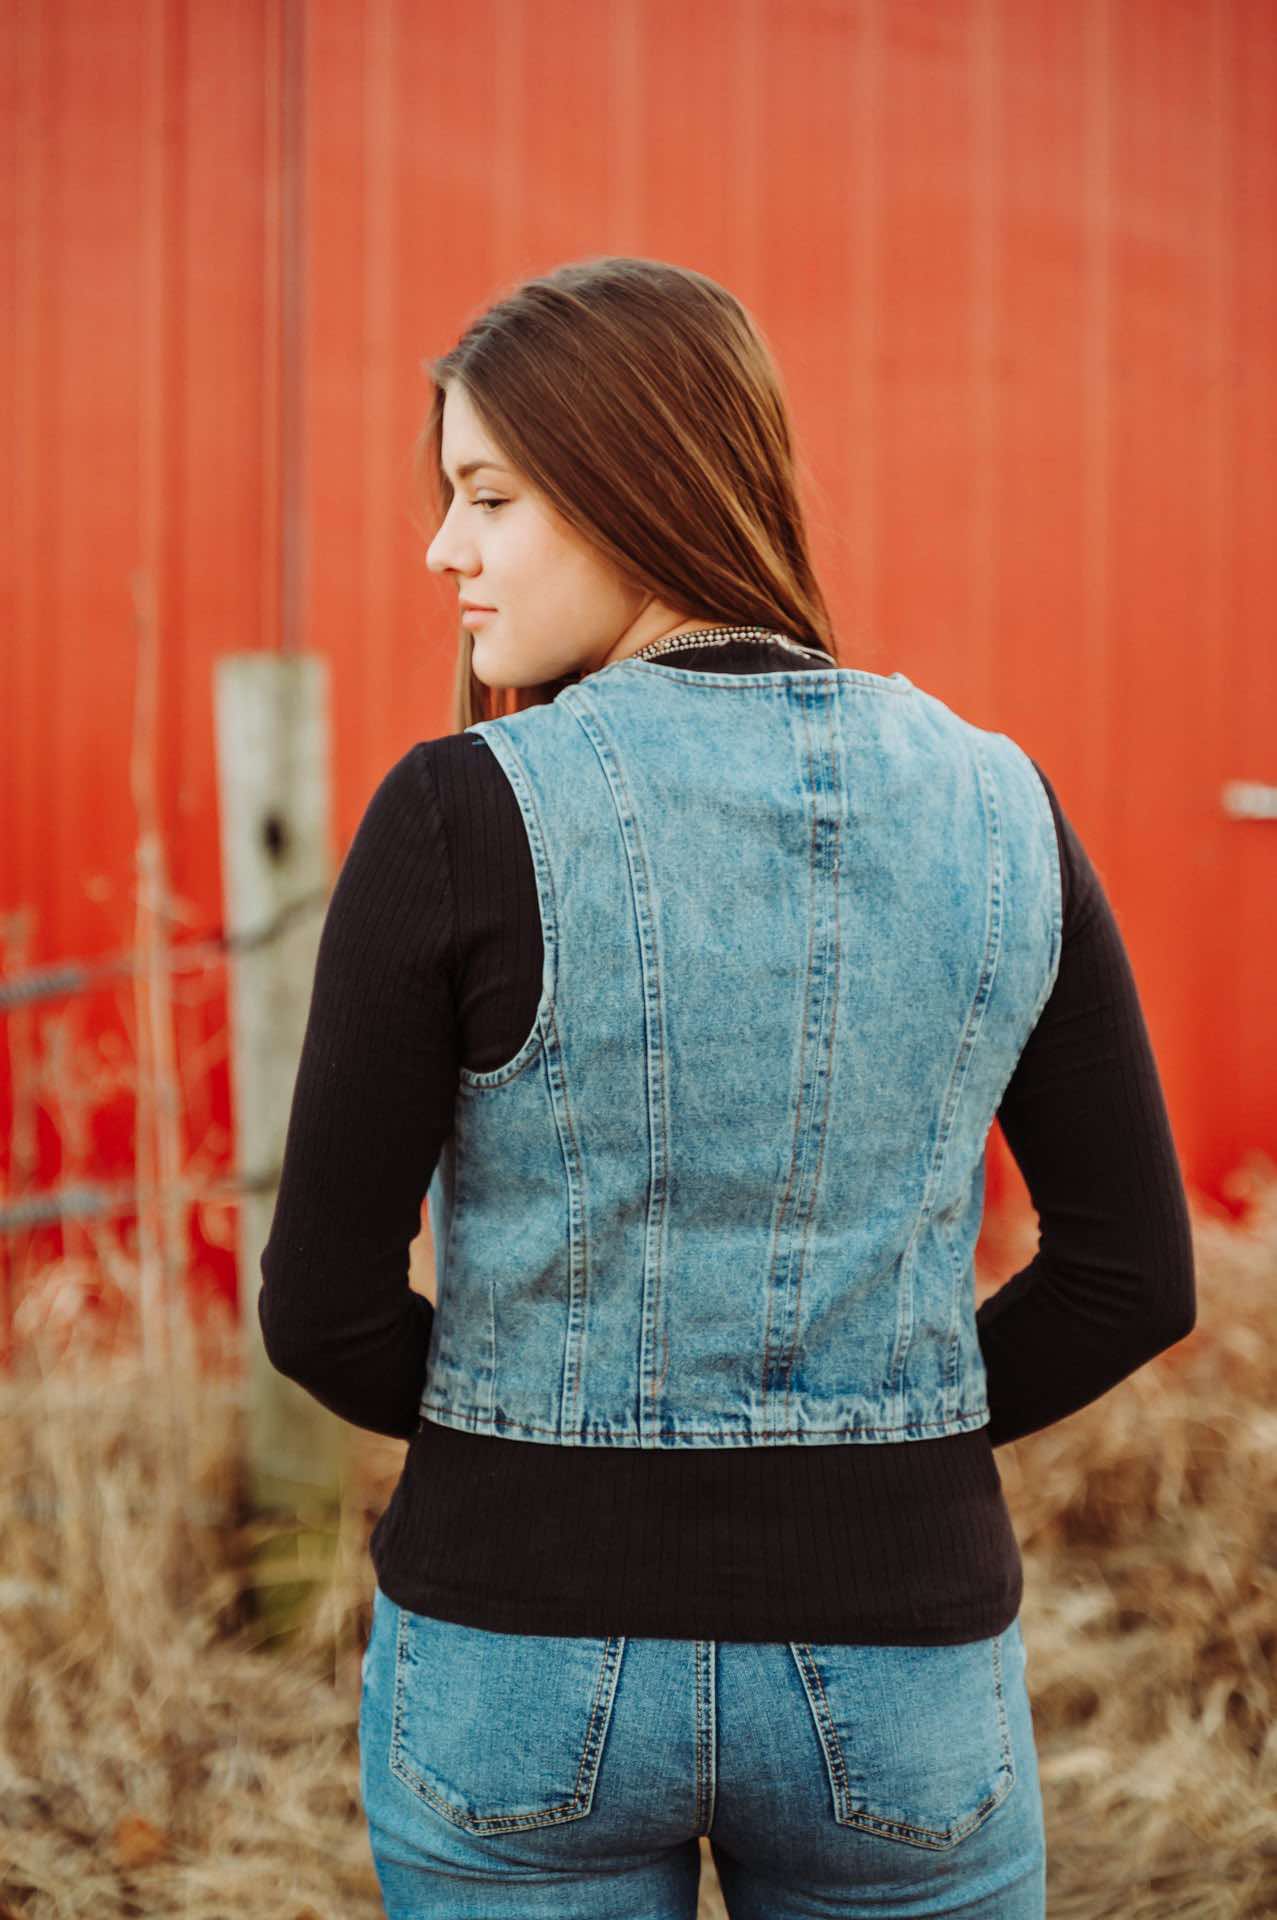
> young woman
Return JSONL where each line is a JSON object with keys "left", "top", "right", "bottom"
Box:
{"left": 259, "top": 256, "right": 1196, "bottom": 1919}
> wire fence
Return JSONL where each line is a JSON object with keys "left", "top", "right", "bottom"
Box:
{"left": 0, "top": 887, "right": 328, "bottom": 1012}
{"left": 0, "top": 887, "right": 328, "bottom": 1239}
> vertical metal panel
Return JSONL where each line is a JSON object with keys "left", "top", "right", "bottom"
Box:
{"left": 1233, "top": 0, "right": 1277, "bottom": 1189}
{"left": 2, "top": 0, "right": 283, "bottom": 1314}
{"left": 2, "top": 0, "right": 1275, "bottom": 1322}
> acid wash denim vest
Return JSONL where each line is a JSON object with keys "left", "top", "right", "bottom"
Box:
{"left": 418, "top": 658, "right": 1062, "bottom": 1451}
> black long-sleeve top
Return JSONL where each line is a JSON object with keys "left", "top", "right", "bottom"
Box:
{"left": 258, "top": 638, "right": 1197, "bottom": 1644}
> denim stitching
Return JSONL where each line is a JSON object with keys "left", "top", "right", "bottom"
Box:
{"left": 618, "top": 662, "right": 913, "bottom": 692}
{"left": 789, "top": 1634, "right": 1017, "bottom": 1849}
{"left": 387, "top": 1616, "right": 626, "bottom": 1833}
{"left": 412, "top": 1402, "right": 994, "bottom": 1440}
{"left": 565, "top": 685, "right": 674, "bottom": 1421}
{"left": 456, "top": 722, "right": 559, "bottom": 1089}
{"left": 886, "top": 738, "right": 1005, "bottom": 1413}
{"left": 783, "top": 679, "right": 845, "bottom": 1425}
{"left": 694, "top": 1638, "right": 718, "bottom": 1835}
{"left": 758, "top": 692, "right": 822, "bottom": 1424}
{"left": 542, "top": 994, "right": 589, "bottom": 1429}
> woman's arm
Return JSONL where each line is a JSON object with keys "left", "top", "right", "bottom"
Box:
{"left": 256, "top": 744, "right": 457, "bottom": 1439}
{"left": 975, "top": 761, "right": 1198, "bottom": 1448}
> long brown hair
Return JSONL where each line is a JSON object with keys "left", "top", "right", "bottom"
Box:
{"left": 411, "top": 256, "right": 840, "bottom": 733}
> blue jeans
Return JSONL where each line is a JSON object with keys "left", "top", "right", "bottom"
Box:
{"left": 359, "top": 1582, "right": 1046, "bottom": 1918}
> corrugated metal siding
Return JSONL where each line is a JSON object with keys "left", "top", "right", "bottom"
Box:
{"left": 2, "top": 0, "right": 1274, "bottom": 1324}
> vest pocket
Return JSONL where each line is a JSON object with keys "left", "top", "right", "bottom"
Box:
{"left": 387, "top": 1603, "right": 626, "bottom": 1833}
{"left": 789, "top": 1626, "right": 1016, "bottom": 1850}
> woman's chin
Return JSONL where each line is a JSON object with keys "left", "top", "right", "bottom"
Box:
{"left": 472, "top": 641, "right": 569, "bottom": 692}
{"left": 467, "top": 635, "right": 505, "bottom": 687}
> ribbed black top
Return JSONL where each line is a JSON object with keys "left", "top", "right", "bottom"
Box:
{"left": 259, "top": 639, "right": 1196, "bottom": 1644}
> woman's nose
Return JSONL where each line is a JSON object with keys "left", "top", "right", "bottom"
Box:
{"left": 426, "top": 538, "right": 471, "bottom": 578}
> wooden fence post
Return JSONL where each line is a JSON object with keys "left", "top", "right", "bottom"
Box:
{"left": 213, "top": 654, "right": 347, "bottom": 1619}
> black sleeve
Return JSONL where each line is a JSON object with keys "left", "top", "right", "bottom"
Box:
{"left": 257, "top": 742, "right": 456, "bottom": 1440}
{"left": 975, "top": 759, "right": 1197, "bottom": 1448}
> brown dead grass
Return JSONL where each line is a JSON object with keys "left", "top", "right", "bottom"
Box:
{"left": 0, "top": 1164, "right": 1274, "bottom": 1918}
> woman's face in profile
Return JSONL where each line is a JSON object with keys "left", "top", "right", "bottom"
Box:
{"left": 426, "top": 382, "right": 651, "bottom": 687}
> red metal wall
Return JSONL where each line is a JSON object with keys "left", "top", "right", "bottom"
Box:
{"left": 3, "top": 0, "right": 1275, "bottom": 1323}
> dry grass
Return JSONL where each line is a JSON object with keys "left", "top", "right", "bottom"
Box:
{"left": 0, "top": 1165, "right": 1274, "bottom": 1918}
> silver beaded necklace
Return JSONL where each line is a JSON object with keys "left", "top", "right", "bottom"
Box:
{"left": 628, "top": 623, "right": 836, "bottom": 667}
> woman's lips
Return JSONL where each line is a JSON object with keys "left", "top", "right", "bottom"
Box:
{"left": 461, "top": 607, "right": 495, "bottom": 626}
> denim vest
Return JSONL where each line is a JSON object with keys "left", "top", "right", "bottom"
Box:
{"left": 419, "top": 659, "right": 1062, "bottom": 1449}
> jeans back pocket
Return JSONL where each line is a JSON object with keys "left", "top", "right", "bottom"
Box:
{"left": 789, "top": 1622, "right": 1017, "bottom": 1850}
{"left": 388, "top": 1603, "right": 627, "bottom": 1834}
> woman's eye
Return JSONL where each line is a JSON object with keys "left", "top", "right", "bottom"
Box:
{"left": 474, "top": 497, "right": 507, "bottom": 513}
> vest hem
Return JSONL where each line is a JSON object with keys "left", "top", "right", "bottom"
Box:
{"left": 414, "top": 1400, "right": 993, "bottom": 1445}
